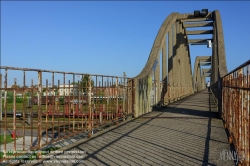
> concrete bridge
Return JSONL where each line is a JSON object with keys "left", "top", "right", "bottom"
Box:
{"left": 0, "top": 9, "right": 249, "bottom": 166}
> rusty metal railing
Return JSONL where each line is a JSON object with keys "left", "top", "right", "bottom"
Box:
{"left": 0, "top": 66, "right": 133, "bottom": 162}
{"left": 222, "top": 60, "right": 250, "bottom": 165}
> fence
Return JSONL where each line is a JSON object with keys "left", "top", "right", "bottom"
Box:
{"left": 222, "top": 60, "right": 250, "bottom": 165}
{"left": 0, "top": 66, "right": 133, "bottom": 162}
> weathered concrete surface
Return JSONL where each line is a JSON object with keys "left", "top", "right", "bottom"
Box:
{"left": 21, "top": 91, "right": 234, "bottom": 166}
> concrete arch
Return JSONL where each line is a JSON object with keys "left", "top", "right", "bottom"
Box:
{"left": 201, "top": 68, "right": 211, "bottom": 89}
{"left": 211, "top": 10, "right": 228, "bottom": 117}
{"left": 130, "top": 12, "right": 195, "bottom": 117}
{"left": 129, "top": 12, "right": 179, "bottom": 117}
{"left": 128, "top": 10, "right": 227, "bottom": 118}
{"left": 134, "top": 12, "right": 179, "bottom": 79}
{"left": 193, "top": 56, "right": 211, "bottom": 92}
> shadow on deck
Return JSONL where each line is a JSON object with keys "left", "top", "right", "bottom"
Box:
{"left": 31, "top": 90, "right": 235, "bottom": 166}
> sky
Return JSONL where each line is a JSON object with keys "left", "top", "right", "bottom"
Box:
{"left": 1, "top": 1, "right": 250, "bottom": 86}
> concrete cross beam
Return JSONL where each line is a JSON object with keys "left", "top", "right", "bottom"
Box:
{"left": 186, "top": 30, "right": 213, "bottom": 35}
{"left": 183, "top": 22, "right": 213, "bottom": 28}
{"left": 188, "top": 39, "right": 213, "bottom": 44}
{"left": 180, "top": 18, "right": 213, "bottom": 22}
{"left": 202, "top": 68, "right": 211, "bottom": 74}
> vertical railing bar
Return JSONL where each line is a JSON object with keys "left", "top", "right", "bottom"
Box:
{"left": 63, "top": 73, "right": 66, "bottom": 136}
{"left": 3, "top": 69, "right": 7, "bottom": 158}
{"left": 37, "top": 71, "right": 42, "bottom": 157}
{"left": 52, "top": 73, "right": 54, "bottom": 141}
{"left": 112, "top": 77, "right": 114, "bottom": 120}
{"left": 87, "top": 75, "right": 92, "bottom": 138}
{"left": 99, "top": 80, "right": 101, "bottom": 125}
{"left": 0, "top": 74, "right": 2, "bottom": 122}
{"left": 80, "top": 74, "right": 84, "bottom": 131}
{"left": 84, "top": 75, "right": 87, "bottom": 131}
{"left": 45, "top": 79, "right": 48, "bottom": 144}
{"left": 106, "top": 77, "right": 110, "bottom": 121}
{"left": 116, "top": 77, "right": 118, "bottom": 124}
{"left": 68, "top": 79, "right": 71, "bottom": 134}
{"left": 31, "top": 79, "right": 34, "bottom": 149}
{"left": 104, "top": 79, "right": 106, "bottom": 123}
{"left": 101, "top": 76, "right": 104, "bottom": 124}
{"left": 51, "top": 72, "right": 56, "bottom": 139}
{"left": 95, "top": 76, "right": 97, "bottom": 125}
{"left": 57, "top": 79, "right": 60, "bottom": 138}
{"left": 78, "top": 79, "right": 80, "bottom": 131}
{"left": 13, "top": 78, "right": 17, "bottom": 153}
{"left": 72, "top": 74, "right": 75, "bottom": 133}
{"left": 22, "top": 71, "right": 26, "bottom": 151}
{"left": 91, "top": 75, "right": 94, "bottom": 135}
{"left": 123, "top": 72, "right": 126, "bottom": 119}
{"left": 110, "top": 79, "right": 113, "bottom": 120}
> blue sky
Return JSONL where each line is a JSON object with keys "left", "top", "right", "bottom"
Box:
{"left": 1, "top": 1, "right": 250, "bottom": 85}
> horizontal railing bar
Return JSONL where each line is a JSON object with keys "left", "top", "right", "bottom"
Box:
{"left": 222, "top": 86, "right": 250, "bottom": 90}
{"left": 223, "top": 59, "right": 250, "bottom": 78}
{"left": 0, "top": 66, "right": 130, "bottom": 79}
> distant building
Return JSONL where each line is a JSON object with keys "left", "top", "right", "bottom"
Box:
{"left": 58, "top": 84, "right": 78, "bottom": 96}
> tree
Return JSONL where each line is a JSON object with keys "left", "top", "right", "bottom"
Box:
{"left": 79, "top": 75, "right": 94, "bottom": 93}
{"left": 6, "top": 92, "right": 13, "bottom": 103}
{"left": 11, "top": 84, "right": 20, "bottom": 88}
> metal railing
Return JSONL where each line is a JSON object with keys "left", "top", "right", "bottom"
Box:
{"left": 0, "top": 66, "right": 133, "bottom": 162}
{"left": 222, "top": 60, "right": 250, "bottom": 165}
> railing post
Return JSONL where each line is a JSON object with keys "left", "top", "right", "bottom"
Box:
{"left": 37, "top": 71, "right": 42, "bottom": 158}
{"left": 0, "top": 74, "right": 2, "bottom": 121}
{"left": 123, "top": 72, "right": 126, "bottom": 120}
{"left": 13, "top": 78, "right": 17, "bottom": 153}
{"left": 116, "top": 77, "right": 118, "bottom": 125}
{"left": 87, "top": 75, "right": 92, "bottom": 138}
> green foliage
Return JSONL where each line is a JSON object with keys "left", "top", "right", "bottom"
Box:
{"left": 23, "top": 93, "right": 28, "bottom": 105}
{"left": 11, "top": 85, "right": 20, "bottom": 88}
{"left": 80, "top": 75, "right": 94, "bottom": 93}
{"left": 0, "top": 134, "right": 13, "bottom": 145}
{"left": 59, "top": 97, "right": 64, "bottom": 105}
{"left": 16, "top": 97, "right": 23, "bottom": 103}
{"left": 7, "top": 92, "right": 13, "bottom": 103}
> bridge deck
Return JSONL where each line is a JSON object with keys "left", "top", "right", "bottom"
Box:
{"left": 36, "top": 91, "right": 235, "bottom": 166}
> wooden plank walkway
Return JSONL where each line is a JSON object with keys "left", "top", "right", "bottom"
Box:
{"left": 22, "top": 90, "right": 235, "bottom": 166}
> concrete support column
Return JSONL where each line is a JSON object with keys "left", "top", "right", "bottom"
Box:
{"left": 172, "top": 22, "right": 177, "bottom": 101}
{"left": 189, "top": 50, "right": 193, "bottom": 94}
{"left": 168, "top": 28, "right": 173, "bottom": 103}
{"left": 197, "top": 64, "right": 202, "bottom": 92}
{"left": 162, "top": 38, "right": 168, "bottom": 104}
{"left": 155, "top": 52, "right": 160, "bottom": 105}
{"left": 127, "top": 78, "right": 135, "bottom": 117}
{"left": 212, "top": 23, "right": 218, "bottom": 85}
{"left": 180, "top": 23, "right": 185, "bottom": 98}
{"left": 177, "top": 22, "right": 182, "bottom": 100}
{"left": 185, "top": 29, "right": 190, "bottom": 96}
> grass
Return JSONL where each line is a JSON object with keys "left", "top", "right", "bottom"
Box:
{"left": 3, "top": 101, "right": 123, "bottom": 113}
{"left": 0, "top": 134, "right": 13, "bottom": 145}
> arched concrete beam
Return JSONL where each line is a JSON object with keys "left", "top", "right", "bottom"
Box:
{"left": 131, "top": 12, "right": 181, "bottom": 117}
{"left": 213, "top": 10, "right": 228, "bottom": 78}
{"left": 193, "top": 56, "right": 211, "bottom": 92}
{"left": 211, "top": 10, "right": 228, "bottom": 118}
